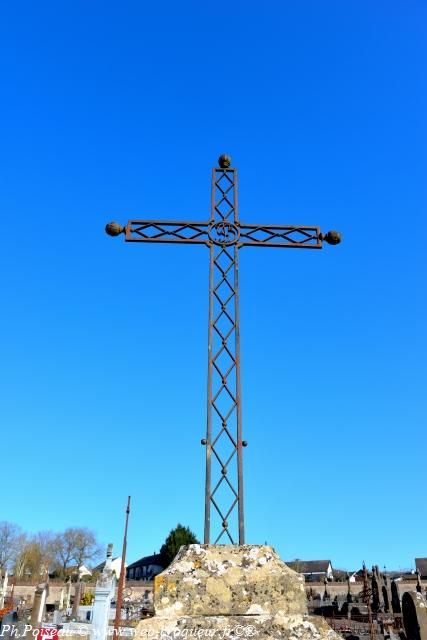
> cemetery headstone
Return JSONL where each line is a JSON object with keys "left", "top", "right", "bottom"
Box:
{"left": 391, "top": 579, "right": 401, "bottom": 614}
{"left": 402, "top": 591, "right": 427, "bottom": 640}
{"left": 65, "top": 580, "right": 72, "bottom": 610}
{"left": 72, "top": 581, "right": 82, "bottom": 620}
{"left": 0, "top": 570, "right": 8, "bottom": 609}
{"left": 417, "top": 570, "right": 423, "bottom": 594}
{"left": 347, "top": 572, "right": 353, "bottom": 604}
{"left": 57, "top": 588, "right": 64, "bottom": 612}
{"left": 91, "top": 544, "right": 116, "bottom": 640}
{"left": 29, "top": 583, "right": 49, "bottom": 626}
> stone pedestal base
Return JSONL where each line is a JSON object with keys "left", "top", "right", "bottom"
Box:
{"left": 134, "top": 545, "right": 340, "bottom": 640}
{"left": 135, "top": 613, "right": 338, "bottom": 640}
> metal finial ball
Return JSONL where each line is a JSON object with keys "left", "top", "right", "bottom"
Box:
{"left": 323, "top": 230, "right": 342, "bottom": 245}
{"left": 105, "top": 221, "right": 124, "bottom": 236}
{"left": 218, "top": 154, "right": 232, "bottom": 168}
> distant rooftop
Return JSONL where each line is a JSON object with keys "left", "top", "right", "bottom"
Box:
{"left": 92, "top": 557, "right": 121, "bottom": 573}
{"left": 286, "top": 560, "right": 332, "bottom": 574}
{"left": 127, "top": 554, "right": 164, "bottom": 570}
{"left": 415, "top": 558, "right": 427, "bottom": 578}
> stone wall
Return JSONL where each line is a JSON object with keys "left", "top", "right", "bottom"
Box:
{"left": 304, "top": 580, "right": 425, "bottom": 598}
{"left": 6, "top": 578, "right": 420, "bottom": 608}
{"left": 5, "top": 582, "right": 154, "bottom": 606}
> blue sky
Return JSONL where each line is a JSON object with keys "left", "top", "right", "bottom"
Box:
{"left": 1, "top": 0, "right": 426, "bottom": 572}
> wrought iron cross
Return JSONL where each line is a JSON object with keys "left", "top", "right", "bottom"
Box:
{"left": 106, "top": 154, "right": 341, "bottom": 545}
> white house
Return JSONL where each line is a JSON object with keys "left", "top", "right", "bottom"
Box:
{"left": 286, "top": 560, "right": 334, "bottom": 582}
{"left": 92, "top": 557, "right": 124, "bottom": 579}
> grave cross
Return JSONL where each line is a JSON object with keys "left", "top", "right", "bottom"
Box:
{"left": 106, "top": 154, "right": 341, "bottom": 545}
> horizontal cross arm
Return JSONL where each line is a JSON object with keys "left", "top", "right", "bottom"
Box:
{"left": 105, "top": 219, "right": 340, "bottom": 249}
{"left": 125, "top": 219, "right": 211, "bottom": 244}
{"left": 238, "top": 223, "right": 322, "bottom": 248}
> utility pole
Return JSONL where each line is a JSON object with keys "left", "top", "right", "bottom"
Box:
{"left": 113, "top": 496, "right": 131, "bottom": 636}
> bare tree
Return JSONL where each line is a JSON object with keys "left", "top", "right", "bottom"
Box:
{"left": 72, "top": 528, "right": 102, "bottom": 569}
{"left": 14, "top": 542, "right": 42, "bottom": 579}
{"left": 52, "top": 528, "right": 102, "bottom": 578}
{"left": 0, "top": 522, "right": 26, "bottom": 572}
{"left": 13, "top": 531, "right": 57, "bottom": 579}
{"left": 34, "top": 531, "right": 57, "bottom": 575}
{"left": 0, "top": 523, "right": 102, "bottom": 580}
{"left": 52, "top": 529, "right": 76, "bottom": 577}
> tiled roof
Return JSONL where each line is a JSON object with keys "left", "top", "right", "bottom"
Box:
{"left": 92, "top": 557, "right": 120, "bottom": 573}
{"left": 127, "top": 554, "right": 164, "bottom": 570}
{"left": 286, "top": 560, "right": 332, "bottom": 574}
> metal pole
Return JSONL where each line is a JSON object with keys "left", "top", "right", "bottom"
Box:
{"left": 233, "top": 167, "right": 244, "bottom": 544}
{"left": 204, "top": 245, "right": 214, "bottom": 543}
{"left": 234, "top": 245, "right": 244, "bottom": 544}
{"left": 113, "top": 496, "right": 131, "bottom": 636}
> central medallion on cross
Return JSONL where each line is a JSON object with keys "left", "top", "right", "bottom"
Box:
{"left": 209, "top": 221, "right": 240, "bottom": 246}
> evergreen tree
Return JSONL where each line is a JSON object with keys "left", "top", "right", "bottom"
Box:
{"left": 160, "top": 524, "right": 199, "bottom": 568}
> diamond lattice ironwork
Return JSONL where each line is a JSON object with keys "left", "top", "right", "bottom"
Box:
{"left": 106, "top": 155, "right": 340, "bottom": 544}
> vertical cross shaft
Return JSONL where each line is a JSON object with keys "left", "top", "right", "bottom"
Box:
{"left": 204, "top": 164, "right": 244, "bottom": 544}
{"left": 105, "top": 153, "right": 341, "bottom": 546}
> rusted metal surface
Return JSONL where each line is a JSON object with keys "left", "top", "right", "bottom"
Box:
{"left": 361, "top": 562, "right": 376, "bottom": 640}
{"left": 114, "top": 496, "right": 131, "bottom": 633}
{"left": 121, "top": 220, "right": 324, "bottom": 248}
{"left": 206, "top": 167, "right": 242, "bottom": 543}
{"left": 106, "top": 155, "right": 341, "bottom": 545}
